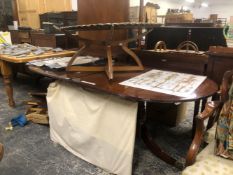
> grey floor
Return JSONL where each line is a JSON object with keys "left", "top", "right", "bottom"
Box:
{"left": 0, "top": 74, "right": 193, "bottom": 175}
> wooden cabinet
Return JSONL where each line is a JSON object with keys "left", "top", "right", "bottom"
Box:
{"left": 10, "top": 30, "right": 31, "bottom": 44}
{"left": 15, "top": 0, "right": 72, "bottom": 29}
{"left": 135, "top": 50, "right": 208, "bottom": 75}
{"left": 146, "top": 26, "right": 227, "bottom": 51}
{"left": 31, "top": 32, "right": 66, "bottom": 48}
{"left": 30, "top": 32, "right": 77, "bottom": 49}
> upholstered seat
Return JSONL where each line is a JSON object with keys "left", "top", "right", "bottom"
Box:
{"left": 182, "top": 141, "right": 233, "bottom": 175}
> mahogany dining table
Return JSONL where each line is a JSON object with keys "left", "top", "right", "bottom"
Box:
{"left": 27, "top": 66, "right": 218, "bottom": 167}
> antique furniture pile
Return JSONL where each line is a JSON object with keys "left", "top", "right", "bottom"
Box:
{"left": 1, "top": 0, "right": 232, "bottom": 174}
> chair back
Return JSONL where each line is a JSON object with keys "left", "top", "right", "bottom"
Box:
{"left": 206, "top": 69, "right": 233, "bottom": 130}
{"left": 220, "top": 69, "right": 233, "bottom": 102}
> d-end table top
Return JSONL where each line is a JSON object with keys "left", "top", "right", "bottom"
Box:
{"left": 0, "top": 50, "right": 76, "bottom": 63}
{"left": 28, "top": 66, "right": 218, "bottom": 103}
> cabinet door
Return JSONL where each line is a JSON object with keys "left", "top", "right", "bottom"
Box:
{"left": 17, "top": 0, "right": 72, "bottom": 29}
{"left": 17, "top": 0, "right": 40, "bottom": 28}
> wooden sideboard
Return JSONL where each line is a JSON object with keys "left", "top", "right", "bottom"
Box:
{"left": 146, "top": 26, "right": 227, "bottom": 51}
{"left": 135, "top": 50, "right": 208, "bottom": 75}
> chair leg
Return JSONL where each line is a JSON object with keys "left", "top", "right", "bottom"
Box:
{"left": 0, "top": 143, "right": 3, "bottom": 161}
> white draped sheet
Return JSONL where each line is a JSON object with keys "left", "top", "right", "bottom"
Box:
{"left": 47, "top": 81, "right": 138, "bottom": 175}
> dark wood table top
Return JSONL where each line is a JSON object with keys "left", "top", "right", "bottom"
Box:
{"left": 28, "top": 66, "right": 218, "bottom": 103}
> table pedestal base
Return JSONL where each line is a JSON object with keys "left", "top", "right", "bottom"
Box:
{"left": 141, "top": 125, "right": 177, "bottom": 165}
{"left": 139, "top": 102, "right": 183, "bottom": 169}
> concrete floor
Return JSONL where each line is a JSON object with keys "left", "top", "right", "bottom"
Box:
{"left": 0, "top": 74, "right": 193, "bottom": 175}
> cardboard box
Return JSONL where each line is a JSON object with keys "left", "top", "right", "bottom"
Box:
{"left": 165, "top": 13, "right": 193, "bottom": 23}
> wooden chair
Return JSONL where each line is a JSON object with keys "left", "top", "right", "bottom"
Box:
{"left": 154, "top": 41, "right": 167, "bottom": 51}
{"left": 177, "top": 41, "right": 199, "bottom": 53}
{"left": 182, "top": 69, "right": 233, "bottom": 174}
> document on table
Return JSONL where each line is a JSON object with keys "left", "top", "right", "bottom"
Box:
{"left": 120, "top": 69, "right": 206, "bottom": 97}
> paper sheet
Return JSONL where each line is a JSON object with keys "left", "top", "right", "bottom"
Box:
{"left": 120, "top": 69, "right": 206, "bottom": 97}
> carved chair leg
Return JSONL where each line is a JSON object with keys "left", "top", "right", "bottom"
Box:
{"left": 0, "top": 61, "right": 15, "bottom": 107}
{"left": 106, "top": 45, "right": 113, "bottom": 79}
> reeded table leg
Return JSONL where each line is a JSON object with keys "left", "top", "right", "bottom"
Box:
{"left": 0, "top": 60, "right": 15, "bottom": 107}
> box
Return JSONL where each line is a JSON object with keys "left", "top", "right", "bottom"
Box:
{"left": 165, "top": 13, "right": 193, "bottom": 23}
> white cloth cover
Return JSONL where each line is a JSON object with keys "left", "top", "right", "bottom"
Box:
{"left": 47, "top": 81, "right": 138, "bottom": 175}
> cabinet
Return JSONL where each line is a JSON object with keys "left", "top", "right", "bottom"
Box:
{"left": 15, "top": 0, "right": 72, "bottom": 29}
{"left": 135, "top": 50, "right": 208, "bottom": 75}
{"left": 10, "top": 30, "right": 31, "bottom": 44}
{"left": 146, "top": 26, "right": 227, "bottom": 51}
{"left": 30, "top": 32, "right": 77, "bottom": 49}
